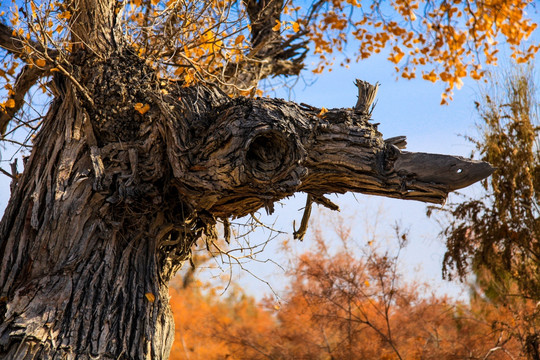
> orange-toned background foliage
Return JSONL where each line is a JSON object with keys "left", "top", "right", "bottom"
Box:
{"left": 169, "top": 221, "right": 531, "bottom": 359}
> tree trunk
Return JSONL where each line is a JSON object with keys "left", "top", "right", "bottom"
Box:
{"left": 0, "top": 1, "right": 494, "bottom": 359}
{"left": 0, "top": 58, "right": 178, "bottom": 359}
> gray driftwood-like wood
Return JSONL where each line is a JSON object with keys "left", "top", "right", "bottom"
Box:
{"left": 0, "top": 1, "right": 494, "bottom": 359}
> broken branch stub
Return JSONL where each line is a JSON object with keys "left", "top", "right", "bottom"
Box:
{"left": 355, "top": 79, "right": 378, "bottom": 116}
{"left": 166, "top": 79, "right": 494, "bottom": 219}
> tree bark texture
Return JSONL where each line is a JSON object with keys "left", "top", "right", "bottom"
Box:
{"left": 0, "top": 1, "right": 494, "bottom": 359}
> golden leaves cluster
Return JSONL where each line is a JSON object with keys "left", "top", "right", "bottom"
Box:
{"left": 0, "top": 0, "right": 538, "bottom": 112}
{"left": 0, "top": 0, "right": 73, "bottom": 111}
{"left": 295, "top": 0, "right": 538, "bottom": 103}
{"left": 124, "top": 0, "right": 255, "bottom": 94}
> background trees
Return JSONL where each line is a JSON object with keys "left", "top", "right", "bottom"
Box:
{"left": 168, "top": 218, "right": 526, "bottom": 359}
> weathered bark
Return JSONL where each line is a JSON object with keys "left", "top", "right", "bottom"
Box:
{"left": 1, "top": 59, "right": 174, "bottom": 359}
{"left": 0, "top": 1, "right": 494, "bottom": 359}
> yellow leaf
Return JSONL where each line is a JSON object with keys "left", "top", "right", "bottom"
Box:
{"left": 234, "top": 34, "right": 245, "bottom": 46}
{"left": 422, "top": 70, "right": 437, "bottom": 83}
{"left": 317, "top": 107, "right": 328, "bottom": 117}
{"left": 272, "top": 20, "right": 281, "bottom": 32}
{"left": 5, "top": 99, "right": 15, "bottom": 108}
{"left": 58, "top": 11, "right": 71, "bottom": 20}
{"left": 364, "top": 280, "right": 370, "bottom": 287}
{"left": 183, "top": 71, "right": 194, "bottom": 85}
{"left": 145, "top": 293, "right": 155, "bottom": 302}
{"left": 291, "top": 21, "right": 300, "bottom": 33}
{"left": 35, "top": 58, "right": 46, "bottom": 67}
{"left": 134, "top": 103, "right": 150, "bottom": 114}
{"left": 30, "top": 2, "right": 37, "bottom": 18}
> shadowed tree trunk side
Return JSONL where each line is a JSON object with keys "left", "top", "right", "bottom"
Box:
{"left": 0, "top": 65, "right": 181, "bottom": 359}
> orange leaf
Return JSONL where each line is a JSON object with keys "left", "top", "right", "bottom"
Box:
{"left": 35, "top": 58, "right": 46, "bottom": 67}
{"left": 30, "top": 2, "right": 37, "bottom": 18}
{"left": 58, "top": 10, "right": 71, "bottom": 20}
{"left": 145, "top": 293, "right": 155, "bottom": 302}
{"left": 272, "top": 20, "right": 281, "bottom": 32}
{"left": 134, "top": 103, "right": 150, "bottom": 114}
{"left": 291, "top": 21, "right": 300, "bottom": 33}
{"left": 317, "top": 107, "right": 328, "bottom": 118}
{"left": 5, "top": 99, "right": 15, "bottom": 108}
{"left": 234, "top": 34, "right": 245, "bottom": 46}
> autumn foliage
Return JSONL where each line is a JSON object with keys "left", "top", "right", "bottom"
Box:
{"left": 168, "top": 220, "right": 533, "bottom": 359}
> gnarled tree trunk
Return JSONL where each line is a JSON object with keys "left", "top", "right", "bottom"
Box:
{"left": 0, "top": 1, "right": 493, "bottom": 359}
